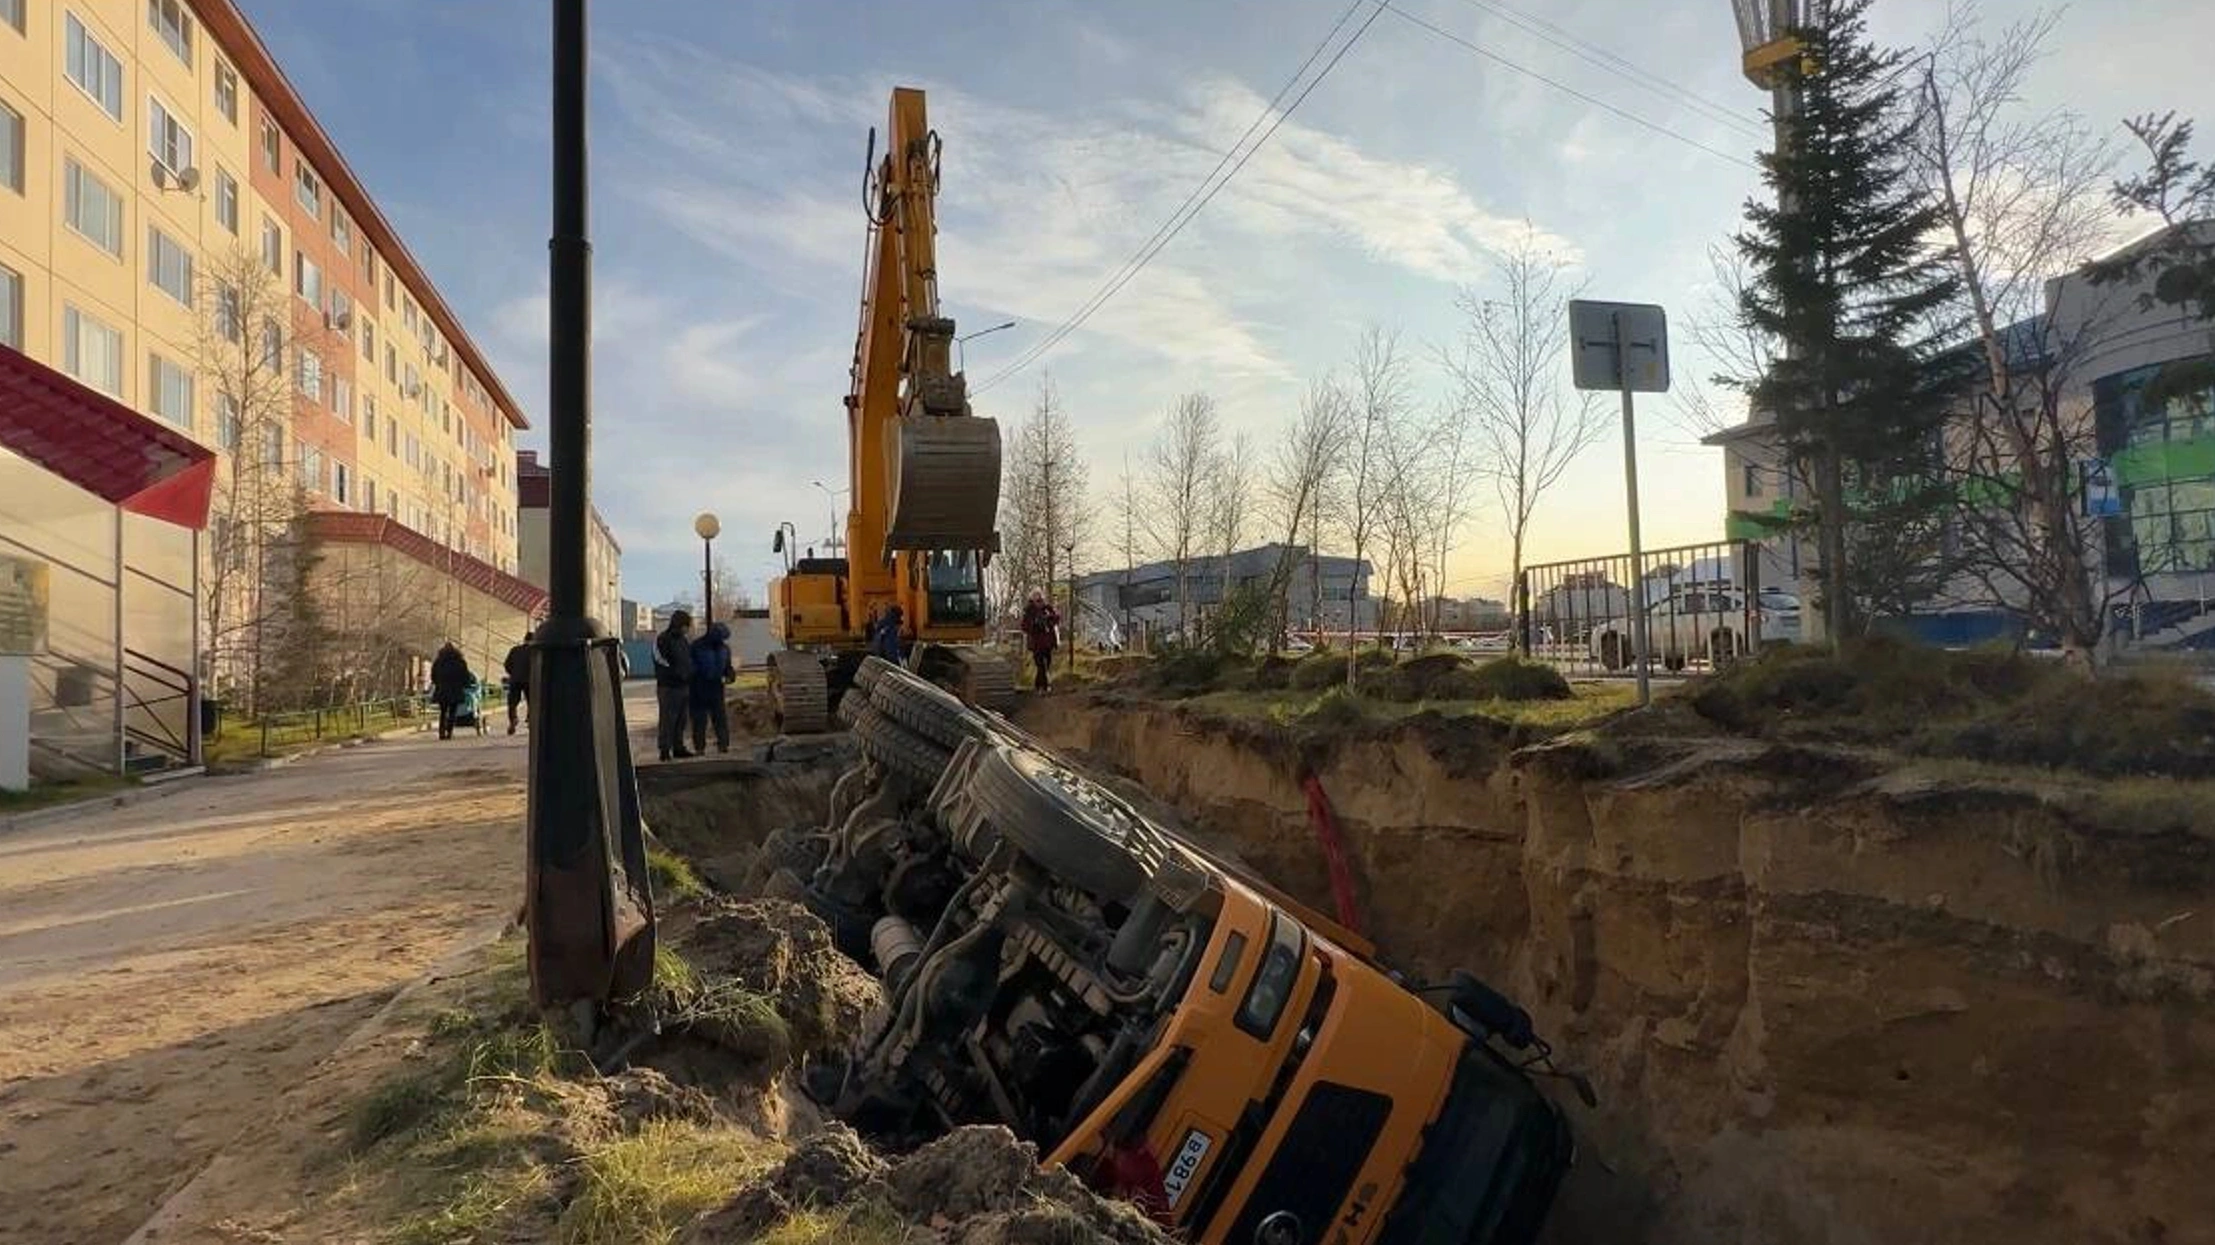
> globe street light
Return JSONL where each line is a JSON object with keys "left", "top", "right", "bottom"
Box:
{"left": 694, "top": 511, "right": 721, "bottom": 624}
{"left": 955, "top": 320, "right": 1016, "bottom": 374}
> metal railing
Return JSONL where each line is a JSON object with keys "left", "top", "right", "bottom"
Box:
{"left": 224, "top": 694, "right": 424, "bottom": 759}
{"left": 121, "top": 647, "right": 195, "bottom": 769}
{"left": 1516, "top": 539, "right": 1783, "bottom": 679}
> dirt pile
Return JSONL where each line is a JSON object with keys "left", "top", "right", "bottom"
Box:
{"left": 686, "top": 1124, "right": 1171, "bottom": 1244}
{"left": 1022, "top": 693, "right": 2215, "bottom": 1245}
{"left": 671, "top": 896, "right": 881, "bottom": 1060}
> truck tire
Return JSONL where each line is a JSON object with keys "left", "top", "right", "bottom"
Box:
{"left": 968, "top": 745, "right": 1154, "bottom": 903}
{"left": 856, "top": 655, "right": 894, "bottom": 694}
{"left": 870, "top": 666, "right": 989, "bottom": 750}
{"left": 852, "top": 704, "right": 952, "bottom": 788}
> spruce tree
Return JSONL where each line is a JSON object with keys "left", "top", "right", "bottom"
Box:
{"left": 1733, "top": 0, "right": 1962, "bottom": 641}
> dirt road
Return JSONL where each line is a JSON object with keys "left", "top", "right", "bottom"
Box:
{"left": 0, "top": 725, "right": 530, "bottom": 1245}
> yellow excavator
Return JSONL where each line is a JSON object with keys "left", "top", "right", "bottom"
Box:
{"left": 767, "top": 87, "right": 1012, "bottom": 732}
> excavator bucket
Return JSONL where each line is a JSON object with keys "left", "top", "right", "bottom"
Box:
{"left": 885, "top": 414, "right": 1001, "bottom": 552}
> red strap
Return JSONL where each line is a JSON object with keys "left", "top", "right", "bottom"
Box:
{"left": 1301, "top": 771, "right": 1362, "bottom": 934}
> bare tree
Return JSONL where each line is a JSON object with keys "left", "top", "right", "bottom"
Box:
{"left": 995, "top": 375, "right": 1089, "bottom": 627}
{"left": 1914, "top": 2, "right": 2124, "bottom": 664}
{"left": 1113, "top": 451, "right": 1143, "bottom": 650}
{"left": 193, "top": 246, "right": 337, "bottom": 715}
{"left": 1675, "top": 244, "right": 1781, "bottom": 438}
{"left": 1445, "top": 231, "right": 1606, "bottom": 623}
{"left": 1211, "top": 431, "right": 1258, "bottom": 592}
{"left": 1334, "top": 326, "right": 1414, "bottom": 683}
{"left": 1263, "top": 379, "right": 1346, "bottom": 646}
{"left": 1144, "top": 392, "right": 1221, "bottom": 640}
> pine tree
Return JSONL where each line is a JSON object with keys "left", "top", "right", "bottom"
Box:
{"left": 1734, "top": 0, "right": 1963, "bottom": 641}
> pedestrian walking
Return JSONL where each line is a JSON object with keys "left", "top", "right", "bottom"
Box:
{"left": 1021, "top": 589, "right": 1060, "bottom": 693}
{"left": 502, "top": 630, "right": 533, "bottom": 735}
{"left": 429, "top": 642, "right": 474, "bottom": 740}
{"left": 689, "top": 620, "right": 737, "bottom": 754}
{"left": 654, "top": 609, "right": 696, "bottom": 760}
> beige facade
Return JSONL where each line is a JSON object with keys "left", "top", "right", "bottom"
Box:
{"left": 514, "top": 450, "right": 622, "bottom": 632}
{"left": 0, "top": 0, "right": 527, "bottom": 694}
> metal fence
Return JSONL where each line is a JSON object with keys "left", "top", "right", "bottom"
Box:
{"left": 1515, "top": 539, "right": 1787, "bottom": 678}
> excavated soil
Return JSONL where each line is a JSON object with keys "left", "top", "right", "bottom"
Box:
{"left": 1020, "top": 694, "right": 2215, "bottom": 1245}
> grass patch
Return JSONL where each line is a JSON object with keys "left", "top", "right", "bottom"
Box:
{"left": 204, "top": 701, "right": 419, "bottom": 765}
{"left": 559, "top": 1119, "right": 779, "bottom": 1245}
{"left": 755, "top": 1201, "right": 923, "bottom": 1244}
{"left": 0, "top": 771, "right": 134, "bottom": 813}
{"left": 1690, "top": 638, "right": 2215, "bottom": 780}
{"left": 350, "top": 1067, "right": 468, "bottom": 1152}
{"left": 646, "top": 845, "right": 707, "bottom": 902}
{"left": 1189, "top": 678, "right": 1636, "bottom": 735}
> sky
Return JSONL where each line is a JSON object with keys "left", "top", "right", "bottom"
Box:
{"left": 235, "top": 0, "right": 2215, "bottom": 608}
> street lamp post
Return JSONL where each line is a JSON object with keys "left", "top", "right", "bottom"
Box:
{"left": 955, "top": 320, "right": 1016, "bottom": 374}
{"left": 810, "top": 480, "right": 848, "bottom": 555}
{"left": 1064, "top": 540, "right": 1076, "bottom": 672}
{"left": 695, "top": 512, "right": 721, "bottom": 624}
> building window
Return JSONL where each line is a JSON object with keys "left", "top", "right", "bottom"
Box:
{"left": 261, "top": 217, "right": 283, "bottom": 273}
{"left": 65, "top": 15, "right": 124, "bottom": 121}
{"left": 295, "top": 346, "right": 322, "bottom": 402}
{"left": 146, "top": 225, "right": 193, "bottom": 305}
{"left": 364, "top": 476, "right": 377, "bottom": 513}
{"left": 361, "top": 318, "right": 375, "bottom": 363}
{"left": 262, "top": 424, "right": 282, "bottom": 470}
{"left": 294, "top": 250, "right": 322, "bottom": 309}
{"left": 149, "top": 353, "right": 193, "bottom": 426}
{"left": 1, "top": 0, "right": 21, "bottom": 35}
{"left": 330, "top": 288, "right": 353, "bottom": 338}
{"left": 63, "top": 157, "right": 124, "bottom": 255}
{"left": 363, "top": 396, "right": 377, "bottom": 442}
{"left": 213, "top": 59, "right": 238, "bottom": 124}
{"left": 332, "top": 212, "right": 352, "bottom": 257}
{"left": 334, "top": 461, "right": 351, "bottom": 506}
{"left": 217, "top": 392, "right": 241, "bottom": 449}
{"left": 384, "top": 342, "right": 396, "bottom": 385}
{"left": 1743, "top": 461, "right": 1763, "bottom": 499}
{"left": 259, "top": 113, "right": 280, "bottom": 173}
{"left": 402, "top": 296, "right": 417, "bottom": 332}
{"left": 0, "top": 98, "right": 21, "bottom": 194}
{"left": 259, "top": 316, "right": 283, "bottom": 373}
{"left": 213, "top": 167, "right": 238, "bottom": 232}
{"left": 215, "top": 280, "right": 241, "bottom": 341}
{"left": 383, "top": 266, "right": 394, "bottom": 310}
{"left": 148, "top": 0, "right": 193, "bottom": 67}
{"left": 147, "top": 95, "right": 193, "bottom": 179}
{"left": 361, "top": 244, "right": 376, "bottom": 286}
{"left": 386, "top": 417, "right": 398, "bottom": 456}
{"left": 301, "top": 445, "right": 322, "bottom": 493}
{"left": 294, "top": 161, "right": 321, "bottom": 219}
{"left": 0, "top": 263, "right": 20, "bottom": 349}
{"left": 333, "top": 375, "right": 352, "bottom": 422}
{"left": 63, "top": 303, "right": 123, "bottom": 394}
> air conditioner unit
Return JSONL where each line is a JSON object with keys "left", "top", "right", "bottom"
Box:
{"left": 403, "top": 380, "right": 422, "bottom": 399}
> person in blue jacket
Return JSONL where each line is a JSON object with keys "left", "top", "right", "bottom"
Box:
{"left": 872, "top": 603, "right": 906, "bottom": 664}
{"left": 688, "top": 621, "right": 736, "bottom": 754}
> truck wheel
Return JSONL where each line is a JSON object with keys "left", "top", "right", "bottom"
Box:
{"left": 968, "top": 745, "right": 1154, "bottom": 903}
{"left": 1709, "top": 628, "right": 1741, "bottom": 668}
{"left": 870, "top": 665, "right": 989, "bottom": 750}
{"left": 856, "top": 655, "right": 895, "bottom": 694}
{"left": 852, "top": 704, "right": 952, "bottom": 788}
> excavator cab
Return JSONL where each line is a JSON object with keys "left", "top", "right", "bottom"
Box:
{"left": 915, "top": 550, "right": 988, "bottom": 632}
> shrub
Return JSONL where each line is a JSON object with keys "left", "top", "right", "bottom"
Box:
{"left": 1299, "top": 686, "right": 1369, "bottom": 731}
{"left": 1463, "top": 657, "right": 1573, "bottom": 702}
{"left": 1251, "top": 655, "right": 1295, "bottom": 690}
{"left": 1289, "top": 651, "right": 1348, "bottom": 691}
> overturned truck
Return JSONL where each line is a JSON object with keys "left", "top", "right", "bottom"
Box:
{"left": 769, "top": 657, "right": 1578, "bottom": 1245}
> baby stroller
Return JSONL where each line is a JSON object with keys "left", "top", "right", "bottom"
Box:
{"left": 445, "top": 676, "right": 489, "bottom": 737}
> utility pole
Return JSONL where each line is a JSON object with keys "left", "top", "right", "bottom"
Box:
{"left": 1064, "top": 540, "right": 1077, "bottom": 671}
{"left": 525, "top": 0, "right": 655, "bottom": 1030}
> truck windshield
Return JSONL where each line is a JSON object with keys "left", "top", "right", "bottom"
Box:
{"left": 925, "top": 550, "right": 986, "bottom": 626}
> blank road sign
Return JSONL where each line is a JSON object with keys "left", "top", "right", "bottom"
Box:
{"left": 1568, "top": 300, "right": 1670, "bottom": 393}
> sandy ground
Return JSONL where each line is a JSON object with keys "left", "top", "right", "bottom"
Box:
{"left": 0, "top": 717, "right": 541, "bottom": 1245}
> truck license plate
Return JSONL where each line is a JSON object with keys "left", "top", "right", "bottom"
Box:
{"left": 1162, "top": 1128, "right": 1212, "bottom": 1208}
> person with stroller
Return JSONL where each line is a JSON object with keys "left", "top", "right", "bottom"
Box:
{"left": 430, "top": 642, "right": 475, "bottom": 740}
{"left": 688, "top": 620, "right": 737, "bottom": 754}
{"left": 502, "top": 629, "right": 533, "bottom": 735}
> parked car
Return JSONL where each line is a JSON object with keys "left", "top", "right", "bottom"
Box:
{"left": 1588, "top": 587, "right": 1796, "bottom": 671}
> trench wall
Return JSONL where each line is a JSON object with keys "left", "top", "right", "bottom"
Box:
{"left": 1024, "top": 698, "right": 2215, "bottom": 1245}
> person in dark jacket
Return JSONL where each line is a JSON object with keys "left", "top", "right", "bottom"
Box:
{"left": 502, "top": 630, "right": 533, "bottom": 735}
{"left": 871, "top": 604, "right": 905, "bottom": 664}
{"left": 429, "top": 642, "right": 473, "bottom": 740}
{"left": 654, "top": 610, "right": 695, "bottom": 761}
{"left": 1021, "top": 589, "right": 1060, "bottom": 693}
{"left": 688, "top": 621, "right": 736, "bottom": 754}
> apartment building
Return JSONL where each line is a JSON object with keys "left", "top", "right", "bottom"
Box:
{"left": 0, "top": 0, "right": 533, "bottom": 698}
{"left": 514, "top": 449, "right": 622, "bottom": 633}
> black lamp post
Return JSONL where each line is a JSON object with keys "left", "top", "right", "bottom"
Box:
{"left": 695, "top": 512, "right": 720, "bottom": 624}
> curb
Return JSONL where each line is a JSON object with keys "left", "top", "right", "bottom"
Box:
{"left": 0, "top": 768, "right": 205, "bottom": 835}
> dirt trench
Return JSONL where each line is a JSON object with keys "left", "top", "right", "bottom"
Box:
{"left": 1019, "top": 696, "right": 2215, "bottom": 1245}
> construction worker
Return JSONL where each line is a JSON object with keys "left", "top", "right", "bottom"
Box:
{"left": 872, "top": 603, "right": 905, "bottom": 664}
{"left": 1021, "top": 589, "right": 1060, "bottom": 693}
{"left": 653, "top": 609, "right": 695, "bottom": 761}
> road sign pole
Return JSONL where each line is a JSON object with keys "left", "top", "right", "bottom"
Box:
{"left": 1620, "top": 366, "right": 1652, "bottom": 708}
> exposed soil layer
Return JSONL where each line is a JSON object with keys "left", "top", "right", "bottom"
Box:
{"left": 1020, "top": 694, "right": 2215, "bottom": 1245}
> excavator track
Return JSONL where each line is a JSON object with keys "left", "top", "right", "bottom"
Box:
{"left": 769, "top": 651, "right": 833, "bottom": 734}
{"left": 957, "top": 649, "right": 1016, "bottom": 714}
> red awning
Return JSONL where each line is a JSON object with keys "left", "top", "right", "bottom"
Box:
{"left": 0, "top": 345, "right": 218, "bottom": 530}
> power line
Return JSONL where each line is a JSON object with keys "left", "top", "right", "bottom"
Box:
{"left": 973, "top": 0, "right": 1383, "bottom": 396}
{"left": 1441, "top": 0, "right": 1765, "bottom": 138}
{"left": 1378, "top": 1, "right": 1761, "bottom": 170}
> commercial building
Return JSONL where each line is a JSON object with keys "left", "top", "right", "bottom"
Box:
{"left": 1704, "top": 221, "right": 2215, "bottom": 649}
{"left": 1070, "top": 544, "right": 1376, "bottom": 646}
{"left": 0, "top": 0, "right": 536, "bottom": 746}
{"left": 515, "top": 449, "right": 621, "bottom": 632}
